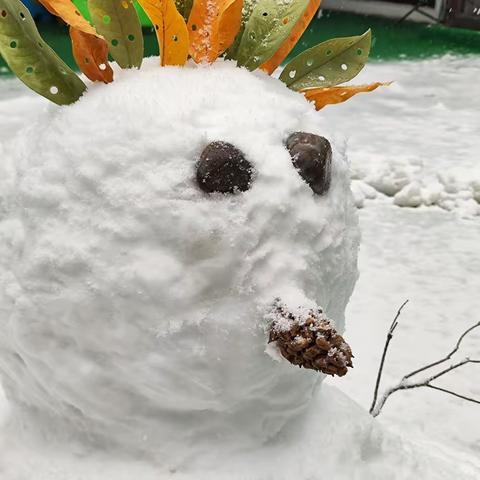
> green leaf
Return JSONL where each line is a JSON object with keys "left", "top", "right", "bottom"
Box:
{"left": 0, "top": 0, "right": 86, "bottom": 105}
{"left": 279, "top": 30, "right": 372, "bottom": 91}
{"left": 225, "top": 0, "right": 258, "bottom": 60}
{"left": 235, "top": 0, "right": 309, "bottom": 71}
{"left": 88, "top": 0, "right": 143, "bottom": 69}
{"left": 175, "top": 0, "right": 193, "bottom": 22}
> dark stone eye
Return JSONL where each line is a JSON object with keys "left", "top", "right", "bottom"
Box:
{"left": 196, "top": 141, "right": 254, "bottom": 194}
{"left": 286, "top": 132, "right": 332, "bottom": 195}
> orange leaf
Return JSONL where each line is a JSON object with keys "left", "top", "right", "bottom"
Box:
{"left": 137, "top": 0, "right": 189, "bottom": 66}
{"left": 261, "top": 0, "right": 321, "bottom": 75}
{"left": 188, "top": 0, "right": 243, "bottom": 63}
{"left": 37, "top": 0, "right": 100, "bottom": 37}
{"left": 70, "top": 27, "right": 114, "bottom": 84}
{"left": 217, "top": 0, "right": 243, "bottom": 55}
{"left": 301, "top": 82, "right": 391, "bottom": 110}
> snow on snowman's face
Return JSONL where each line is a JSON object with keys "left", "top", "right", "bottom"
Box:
{"left": 0, "top": 60, "right": 359, "bottom": 458}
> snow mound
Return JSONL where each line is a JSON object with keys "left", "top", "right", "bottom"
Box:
{"left": 353, "top": 163, "right": 480, "bottom": 216}
{"left": 0, "top": 385, "right": 478, "bottom": 479}
{"left": 0, "top": 58, "right": 359, "bottom": 461}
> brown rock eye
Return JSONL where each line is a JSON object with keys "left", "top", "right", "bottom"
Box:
{"left": 286, "top": 132, "right": 332, "bottom": 195}
{"left": 196, "top": 141, "right": 254, "bottom": 194}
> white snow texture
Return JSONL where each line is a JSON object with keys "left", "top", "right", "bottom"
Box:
{"left": 0, "top": 59, "right": 359, "bottom": 463}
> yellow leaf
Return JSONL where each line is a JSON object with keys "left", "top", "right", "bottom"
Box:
{"left": 261, "top": 0, "right": 321, "bottom": 75}
{"left": 301, "top": 82, "right": 391, "bottom": 110}
{"left": 37, "top": 0, "right": 100, "bottom": 37}
{"left": 188, "top": 0, "right": 243, "bottom": 63}
{"left": 137, "top": 0, "right": 189, "bottom": 66}
{"left": 70, "top": 27, "right": 114, "bottom": 83}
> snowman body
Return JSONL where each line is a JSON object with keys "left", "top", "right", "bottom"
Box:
{"left": 0, "top": 59, "right": 359, "bottom": 460}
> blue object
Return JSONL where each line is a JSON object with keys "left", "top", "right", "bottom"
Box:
{"left": 21, "top": 0, "right": 54, "bottom": 21}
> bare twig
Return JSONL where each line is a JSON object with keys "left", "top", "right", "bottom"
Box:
{"left": 369, "top": 305, "right": 480, "bottom": 417}
{"left": 404, "top": 321, "right": 480, "bottom": 380}
{"left": 369, "top": 300, "right": 409, "bottom": 414}
{"left": 371, "top": 357, "right": 480, "bottom": 416}
{"left": 426, "top": 385, "right": 480, "bottom": 405}
{"left": 425, "top": 358, "right": 480, "bottom": 383}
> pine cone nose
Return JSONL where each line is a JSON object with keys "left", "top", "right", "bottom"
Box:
{"left": 286, "top": 132, "right": 332, "bottom": 196}
{"left": 197, "top": 141, "right": 254, "bottom": 194}
{"left": 268, "top": 302, "right": 353, "bottom": 377}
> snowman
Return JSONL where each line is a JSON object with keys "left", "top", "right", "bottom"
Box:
{"left": 0, "top": 0, "right": 408, "bottom": 473}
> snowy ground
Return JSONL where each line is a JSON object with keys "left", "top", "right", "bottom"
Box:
{"left": 319, "top": 57, "right": 480, "bottom": 460}
{"left": 337, "top": 205, "right": 480, "bottom": 452}
{"left": 1, "top": 56, "right": 479, "bottom": 476}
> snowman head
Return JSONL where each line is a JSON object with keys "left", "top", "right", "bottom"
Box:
{"left": 0, "top": 0, "right": 379, "bottom": 460}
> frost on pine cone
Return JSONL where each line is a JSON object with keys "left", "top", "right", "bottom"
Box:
{"left": 268, "top": 302, "right": 353, "bottom": 377}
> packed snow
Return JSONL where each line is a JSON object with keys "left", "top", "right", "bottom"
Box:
{"left": 0, "top": 59, "right": 361, "bottom": 465}
{"left": 0, "top": 55, "right": 479, "bottom": 478}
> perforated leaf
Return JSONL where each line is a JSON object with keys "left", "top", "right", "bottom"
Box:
{"left": 175, "top": 0, "right": 193, "bottom": 21}
{"left": 0, "top": 0, "right": 86, "bottom": 105}
{"left": 37, "top": 0, "right": 100, "bottom": 37}
{"left": 217, "top": 0, "right": 243, "bottom": 55}
{"left": 138, "top": 0, "right": 188, "bottom": 65}
{"left": 188, "top": 0, "right": 243, "bottom": 63}
{"left": 37, "top": 0, "right": 113, "bottom": 82}
{"left": 260, "top": 0, "right": 320, "bottom": 75}
{"left": 302, "top": 82, "right": 389, "bottom": 110}
{"left": 88, "top": 0, "right": 143, "bottom": 68}
{"left": 280, "top": 30, "right": 371, "bottom": 91}
{"left": 70, "top": 27, "right": 113, "bottom": 83}
{"left": 225, "top": 0, "right": 257, "bottom": 59}
{"left": 235, "top": 0, "right": 309, "bottom": 71}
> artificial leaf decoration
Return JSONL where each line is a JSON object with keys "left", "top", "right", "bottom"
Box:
{"left": 302, "top": 82, "right": 390, "bottom": 110}
{"left": 0, "top": 0, "right": 86, "bottom": 105}
{"left": 175, "top": 0, "right": 193, "bottom": 21}
{"left": 235, "top": 0, "right": 310, "bottom": 71}
{"left": 188, "top": 0, "right": 217, "bottom": 63}
{"left": 0, "top": 0, "right": 384, "bottom": 109}
{"left": 217, "top": 0, "right": 243, "bottom": 56}
{"left": 260, "top": 0, "right": 321, "bottom": 75}
{"left": 280, "top": 30, "right": 372, "bottom": 91}
{"left": 36, "top": 0, "right": 100, "bottom": 37}
{"left": 137, "top": 0, "right": 189, "bottom": 66}
{"left": 188, "top": 0, "right": 243, "bottom": 64}
{"left": 36, "top": 0, "right": 114, "bottom": 81}
{"left": 88, "top": 0, "right": 143, "bottom": 69}
{"left": 225, "top": 0, "right": 257, "bottom": 60}
{"left": 70, "top": 27, "right": 113, "bottom": 83}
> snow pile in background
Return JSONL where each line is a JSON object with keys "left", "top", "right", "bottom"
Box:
{"left": 0, "top": 59, "right": 359, "bottom": 463}
{"left": 321, "top": 56, "right": 480, "bottom": 217}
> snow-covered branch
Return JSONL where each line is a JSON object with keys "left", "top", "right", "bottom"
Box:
{"left": 369, "top": 300, "right": 409, "bottom": 415}
{"left": 369, "top": 305, "right": 480, "bottom": 417}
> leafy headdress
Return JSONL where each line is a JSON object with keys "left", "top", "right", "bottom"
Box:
{"left": 0, "top": 0, "right": 386, "bottom": 107}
